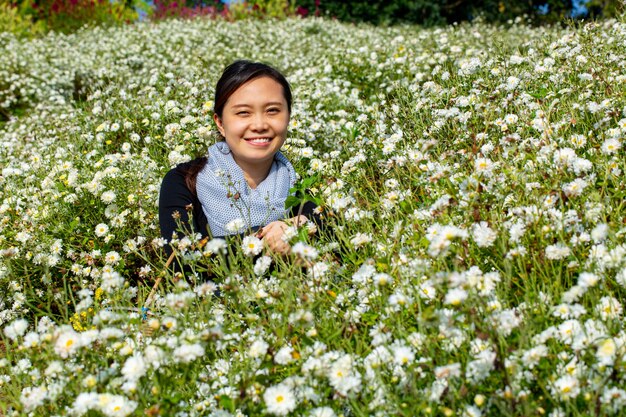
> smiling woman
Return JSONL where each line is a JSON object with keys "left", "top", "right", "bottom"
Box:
{"left": 159, "top": 60, "right": 318, "bottom": 256}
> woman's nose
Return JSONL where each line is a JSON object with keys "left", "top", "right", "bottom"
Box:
{"left": 251, "top": 114, "right": 269, "bottom": 131}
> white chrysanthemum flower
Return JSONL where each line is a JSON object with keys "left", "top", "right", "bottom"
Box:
{"left": 418, "top": 281, "right": 437, "bottom": 300}
{"left": 20, "top": 385, "right": 47, "bottom": 411}
{"left": 591, "top": 223, "right": 608, "bottom": 243}
{"left": 521, "top": 344, "right": 548, "bottom": 369}
{"left": 328, "top": 354, "right": 361, "bottom": 396}
{"left": 71, "top": 392, "right": 99, "bottom": 414}
{"left": 434, "top": 362, "right": 461, "bottom": 379}
{"left": 597, "top": 296, "right": 622, "bottom": 320}
{"left": 122, "top": 354, "right": 146, "bottom": 382}
{"left": 472, "top": 222, "right": 497, "bottom": 248}
{"left": 242, "top": 235, "right": 263, "bottom": 257}
{"left": 463, "top": 404, "right": 482, "bottom": 417}
{"left": 601, "top": 138, "right": 621, "bottom": 154}
{"left": 444, "top": 288, "right": 468, "bottom": 306}
{"left": 173, "top": 343, "right": 204, "bottom": 364}
{"left": 15, "top": 231, "right": 31, "bottom": 243}
{"left": 291, "top": 242, "right": 319, "bottom": 260}
{"left": 263, "top": 384, "right": 297, "bottom": 416}
{"left": 203, "top": 238, "right": 227, "bottom": 256}
{"left": 552, "top": 375, "right": 579, "bottom": 399}
{"left": 465, "top": 354, "right": 494, "bottom": 383}
{"left": 553, "top": 303, "right": 586, "bottom": 319}
{"left": 253, "top": 255, "right": 272, "bottom": 276}
{"left": 249, "top": 338, "right": 269, "bottom": 359}
{"left": 98, "top": 394, "right": 137, "bottom": 417}
{"left": 309, "top": 261, "right": 330, "bottom": 279}
{"left": 225, "top": 218, "right": 246, "bottom": 233}
{"left": 601, "top": 387, "right": 626, "bottom": 412}
{"left": 576, "top": 272, "right": 598, "bottom": 288}
{"left": 492, "top": 308, "right": 520, "bottom": 336}
{"left": 562, "top": 178, "right": 587, "bottom": 198}
{"left": 556, "top": 319, "right": 583, "bottom": 345}
{"left": 101, "top": 271, "right": 124, "bottom": 293}
{"left": 570, "top": 134, "right": 586, "bottom": 148}
{"left": 104, "top": 251, "right": 121, "bottom": 265}
{"left": 545, "top": 243, "right": 571, "bottom": 260}
{"left": 54, "top": 328, "right": 82, "bottom": 358}
{"left": 144, "top": 346, "right": 165, "bottom": 368}
{"left": 615, "top": 268, "right": 626, "bottom": 288}
{"left": 100, "top": 190, "right": 116, "bottom": 204}
{"left": 504, "top": 113, "right": 518, "bottom": 124}
{"left": 4, "top": 318, "right": 28, "bottom": 340}
{"left": 596, "top": 338, "right": 617, "bottom": 366}
{"left": 22, "top": 332, "right": 40, "bottom": 348}
{"left": 274, "top": 345, "right": 295, "bottom": 365}
{"left": 281, "top": 225, "right": 298, "bottom": 242}
{"left": 373, "top": 273, "right": 392, "bottom": 286}
{"left": 309, "top": 407, "right": 337, "bottom": 417}
{"left": 474, "top": 157, "right": 494, "bottom": 176}
{"left": 505, "top": 76, "right": 520, "bottom": 90}
{"left": 392, "top": 344, "right": 415, "bottom": 366}
{"left": 350, "top": 232, "right": 372, "bottom": 248}
{"left": 95, "top": 223, "right": 109, "bottom": 237}
{"left": 365, "top": 345, "right": 391, "bottom": 367}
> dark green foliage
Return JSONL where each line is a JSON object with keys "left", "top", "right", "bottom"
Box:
{"left": 585, "top": 0, "right": 625, "bottom": 18}
{"left": 295, "top": 0, "right": 618, "bottom": 26}
{"left": 296, "top": 0, "right": 446, "bottom": 26}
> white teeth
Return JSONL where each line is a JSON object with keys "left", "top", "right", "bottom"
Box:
{"left": 247, "top": 138, "right": 271, "bottom": 143}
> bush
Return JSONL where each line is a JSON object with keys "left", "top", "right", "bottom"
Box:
{"left": 295, "top": 0, "right": 445, "bottom": 26}
{"left": 586, "top": 0, "right": 625, "bottom": 18}
{"left": 226, "top": 0, "right": 297, "bottom": 20}
{"left": 151, "top": 0, "right": 225, "bottom": 21}
{"left": 0, "top": 1, "right": 46, "bottom": 38}
{"left": 19, "top": 0, "right": 140, "bottom": 33}
{"left": 294, "top": 0, "right": 621, "bottom": 26}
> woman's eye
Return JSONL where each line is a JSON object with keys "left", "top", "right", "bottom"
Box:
{"left": 267, "top": 108, "right": 280, "bottom": 114}
{"left": 236, "top": 111, "right": 249, "bottom": 116}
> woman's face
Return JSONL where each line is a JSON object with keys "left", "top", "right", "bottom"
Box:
{"left": 214, "top": 76, "right": 290, "bottom": 173}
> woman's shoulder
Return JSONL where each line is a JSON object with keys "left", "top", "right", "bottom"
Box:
{"left": 169, "top": 156, "right": 208, "bottom": 175}
{"left": 162, "top": 157, "right": 207, "bottom": 182}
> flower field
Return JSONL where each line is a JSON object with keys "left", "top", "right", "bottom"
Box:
{"left": 2, "top": 15, "right": 626, "bottom": 416}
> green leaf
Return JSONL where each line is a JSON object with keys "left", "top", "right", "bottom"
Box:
{"left": 301, "top": 175, "right": 318, "bottom": 189}
{"left": 218, "top": 395, "right": 234, "bottom": 410}
{"left": 284, "top": 196, "right": 301, "bottom": 210}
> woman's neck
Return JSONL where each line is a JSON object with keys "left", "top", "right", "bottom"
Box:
{"left": 235, "top": 158, "right": 273, "bottom": 189}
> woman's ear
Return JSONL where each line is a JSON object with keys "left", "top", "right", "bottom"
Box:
{"left": 213, "top": 113, "right": 225, "bottom": 137}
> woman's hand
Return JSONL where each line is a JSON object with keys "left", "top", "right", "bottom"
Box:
{"left": 257, "top": 221, "right": 290, "bottom": 254}
{"left": 257, "top": 216, "right": 308, "bottom": 254}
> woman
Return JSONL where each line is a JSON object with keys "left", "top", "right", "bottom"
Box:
{"left": 159, "top": 60, "right": 318, "bottom": 256}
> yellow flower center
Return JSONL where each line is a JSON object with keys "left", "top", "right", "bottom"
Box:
{"left": 276, "top": 395, "right": 284, "bottom": 403}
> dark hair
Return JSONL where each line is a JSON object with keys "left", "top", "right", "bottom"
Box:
{"left": 184, "top": 61, "right": 292, "bottom": 194}
{"left": 214, "top": 60, "right": 292, "bottom": 118}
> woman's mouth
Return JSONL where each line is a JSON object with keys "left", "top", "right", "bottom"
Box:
{"left": 244, "top": 137, "right": 272, "bottom": 144}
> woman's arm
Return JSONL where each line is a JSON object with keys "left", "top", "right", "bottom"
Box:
{"left": 158, "top": 164, "right": 208, "bottom": 245}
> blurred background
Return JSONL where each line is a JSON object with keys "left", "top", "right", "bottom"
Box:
{"left": 1, "top": 0, "right": 624, "bottom": 36}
